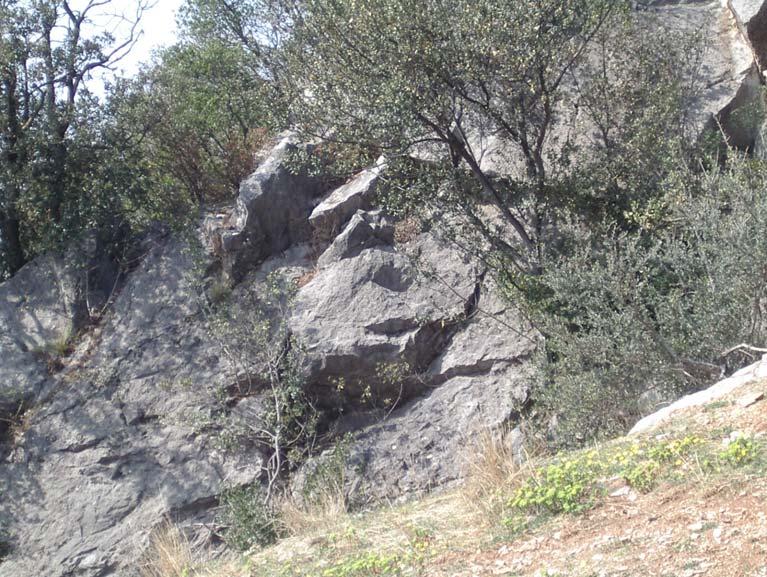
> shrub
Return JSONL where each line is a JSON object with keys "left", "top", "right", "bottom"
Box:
{"left": 508, "top": 451, "right": 602, "bottom": 514}
{"left": 218, "top": 485, "right": 277, "bottom": 552}
{"left": 203, "top": 272, "right": 319, "bottom": 499}
{"left": 525, "top": 156, "right": 767, "bottom": 447}
{"left": 719, "top": 436, "right": 758, "bottom": 467}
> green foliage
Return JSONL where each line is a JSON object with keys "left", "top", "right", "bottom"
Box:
{"left": 207, "top": 279, "right": 233, "bottom": 305}
{"left": 527, "top": 156, "right": 767, "bottom": 446}
{"left": 0, "top": 1, "right": 176, "bottom": 278}
{"left": 203, "top": 272, "right": 319, "bottom": 497}
{"left": 506, "top": 434, "right": 707, "bottom": 523}
{"left": 509, "top": 451, "right": 602, "bottom": 514}
{"left": 621, "top": 460, "right": 660, "bottom": 493}
{"left": 280, "top": 0, "right": 630, "bottom": 273}
{"left": 719, "top": 436, "right": 758, "bottom": 467}
{"left": 219, "top": 484, "right": 278, "bottom": 551}
{"left": 121, "top": 39, "right": 277, "bottom": 205}
{"left": 41, "top": 330, "right": 74, "bottom": 360}
{"left": 0, "top": 0, "right": 282, "bottom": 279}
{"left": 560, "top": 14, "right": 705, "bottom": 225}
{"left": 302, "top": 528, "right": 431, "bottom": 577}
{"left": 320, "top": 552, "right": 402, "bottom": 577}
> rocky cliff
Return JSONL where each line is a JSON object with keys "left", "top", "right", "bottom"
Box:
{"left": 1, "top": 1, "right": 767, "bottom": 575}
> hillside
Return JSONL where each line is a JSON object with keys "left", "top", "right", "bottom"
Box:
{"left": 2, "top": 1, "right": 767, "bottom": 576}
{"left": 178, "top": 362, "right": 767, "bottom": 577}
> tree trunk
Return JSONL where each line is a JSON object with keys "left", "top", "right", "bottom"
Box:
{"left": 48, "top": 135, "right": 68, "bottom": 223}
{"left": 0, "top": 210, "right": 25, "bottom": 276}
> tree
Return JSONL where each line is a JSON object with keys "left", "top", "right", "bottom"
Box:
{"left": 109, "top": 0, "right": 286, "bottom": 208}
{"left": 0, "top": 0, "right": 147, "bottom": 278}
{"left": 121, "top": 41, "right": 274, "bottom": 205}
{"left": 276, "top": 0, "right": 620, "bottom": 274}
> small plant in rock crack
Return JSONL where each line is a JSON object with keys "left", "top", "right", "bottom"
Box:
{"left": 202, "top": 272, "right": 319, "bottom": 502}
{"left": 370, "top": 360, "right": 411, "bottom": 417}
{"left": 218, "top": 484, "right": 278, "bottom": 551}
{"left": 32, "top": 327, "right": 75, "bottom": 373}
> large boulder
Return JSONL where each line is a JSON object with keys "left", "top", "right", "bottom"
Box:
{"left": 340, "top": 286, "right": 537, "bottom": 504}
{"left": 292, "top": 274, "right": 538, "bottom": 504}
{"left": 289, "top": 232, "right": 482, "bottom": 407}
{"left": 218, "top": 135, "right": 328, "bottom": 282}
{"left": 316, "top": 210, "right": 394, "bottom": 268}
{"left": 730, "top": 0, "right": 767, "bottom": 68}
{"left": 309, "top": 161, "right": 383, "bottom": 233}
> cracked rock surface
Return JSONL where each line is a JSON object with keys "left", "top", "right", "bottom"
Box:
{"left": 3, "top": 5, "right": 767, "bottom": 567}
{"left": 0, "top": 139, "right": 536, "bottom": 577}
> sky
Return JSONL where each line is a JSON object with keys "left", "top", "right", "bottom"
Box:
{"left": 69, "top": 0, "right": 183, "bottom": 96}
{"left": 113, "top": 0, "right": 184, "bottom": 77}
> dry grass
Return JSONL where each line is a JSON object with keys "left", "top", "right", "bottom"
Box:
{"left": 139, "top": 522, "right": 195, "bottom": 577}
{"left": 276, "top": 484, "right": 349, "bottom": 538}
{"left": 295, "top": 268, "right": 318, "bottom": 289}
{"left": 215, "top": 381, "right": 767, "bottom": 577}
{"left": 459, "top": 428, "right": 537, "bottom": 521}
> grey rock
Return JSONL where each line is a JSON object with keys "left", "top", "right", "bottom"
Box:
{"left": 219, "top": 135, "right": 328, "bottom": 281}
{"left": 292, "top": 234, "right": 537, "bottom": 502}
{"left": 0, "top": 238, "right": 120, "bottom": 425}
{"left": 309, "top": 162, "right": 382, "bottom": 233}
{"left": 0, "top": 238, "right": 263, "bottom": 577}
{"left": 631, "top": 355, "right": 767, "bottom": 434}
{"left": 339, "top": 278, "right": 536, "bottom": 503}
{"left": 341, "top": 364, "right": 534, "bottom": 505}
{"left": 316, "top": 210, "right": 394, "bottom": 268}
{"left": 290, "top": 234, "right": 479, "bottom": 407}
{"left": 508, "top": 426, "right": 527, "bottom": 465}
{"left": 730, "top": 0, "right": 767, "bottom": 68}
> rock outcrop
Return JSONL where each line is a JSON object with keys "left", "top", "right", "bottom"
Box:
{"left": 0, "top": 238, "right": 262, "bottom": 577}
{"left": 464, "top": 0, "right": 767, "bottom": 175}
{"left": 217, "top": 134, "right": 329, "bottom": 282}
{"left": 2, "top": 3, "right": 767, "bottom": 574}
{"left": 0, "top": 139, "right": 536, "bottom": 577}
{"left": 630, "top": 353, "right": 767, "bottom": 434}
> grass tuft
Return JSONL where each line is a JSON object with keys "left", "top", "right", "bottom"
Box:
{"left": 139, "top": 522, "right": 195, "bottom": 577}
{"left": 277, "top": 484, "right": 349, "bottom": 538}
{"left": 460, "top": 428, "right": 535, "bottom": 521}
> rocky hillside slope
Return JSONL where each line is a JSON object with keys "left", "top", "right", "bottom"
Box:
{"left": 234, "top": 355, "right": 767, "bottom": 577}
{"left": 1, "top": 1, "right": 767, "bottom": 576}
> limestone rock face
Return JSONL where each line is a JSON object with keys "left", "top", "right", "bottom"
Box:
{"left": 309, "top": 162, "right": 382, "bottom": 232}
{"left": 0, "top": 239, "right": 262, "bottom": 577}
{"left": 0, "top": 238, "right": 119, "bottom": 423}
{"left": 0, "top": 134, "right": 541, "bottom": 576}
{"left": 4, "top": 9, "right": 767, "bottom": 568}
{"left": 730, "top": 0, "right": 767, "bottom": 68}
{"left": 316, "top": 210, "right": 394, "bottom": 268}
{"left": 219, "top": 134, "right": 328, "bottom": 281}
{"left": 453, "top": 0, "right": 767, "bottom": 175}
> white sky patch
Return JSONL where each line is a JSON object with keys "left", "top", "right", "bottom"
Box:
{"left": 116, "top": 0, "right": 184, "bottom": 76}
{"left": 64, "top": 0, "right": 183, "bottom": 94}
